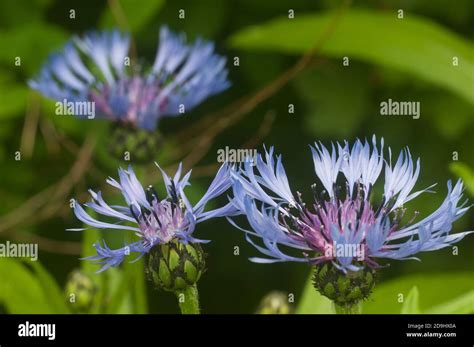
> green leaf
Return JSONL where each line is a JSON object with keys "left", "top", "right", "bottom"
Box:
{"left": 132, "top": 257, "right": 148, "bottom": 314}
{"left": 0, "top": 84, "right": 28, "bottom": 119}
{"left": 105, "top": 266, "right": 132, "bottom": 314}
{"left": 296, "top": 272, "right": 335, "bottom": 314}
{"left": 362, "top": 272, "right": 474, "bottom": 313}
{"left": 0, "top": 23, "right": 67, "bottom": 75}
{"left": 293, "top": 65, "right": 370, "bottom": 136}
{"left": 426, "top": 93, "right": 474, "bottom": 139}
{"left": 155, "top": 0, "right": 227, "bottom": 38}
{"left": 0, "top": 258, "right": 55, "bottom": 313}
{"left": 78, "top": 211, "right": 110, "bottom": 314}
{"left": 27, "top": 260, "right": 70, "bottom": 314}
{"left": 450, "top": 162, "right": 474, "bottom": 196}
{"left": 100, "top": 0, "right": 165, "bottom": 33}
{"left": 81, "top": 212, "right": 102, "bottom": 274}
{"left": 89, "top": 271, "right": 108, "bottom": 314}
{"left": 92, "top": 227, "right": 148, "bottom": 314}
{"left": 401, "top": 286, "right": 420, "bottom": 314}
{"left": 229, "top": 9, "right": 474, "bottom": 105}
{"left": 425, "top": 291, "right": 474, "bottom": 314}
{"left": 0, "top": 0, "right": 51, "bottom": 27}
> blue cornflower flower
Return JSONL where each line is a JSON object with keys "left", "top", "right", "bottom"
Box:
{"left": 228, "top": 136, "right": 472, "bottom": 273}
{"left": 29, "top": 27, "right": 230, "bottom": 131}
{"left": 69, "top": 163, "right": 236, "bottom": 273}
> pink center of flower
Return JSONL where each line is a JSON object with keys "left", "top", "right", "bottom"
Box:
{"left": 89, "top": 76, "right": 169, "bottom": 124}
{"left": 295, "top": 196, "right": 381, "bottom": 261}
{"left": 137, "top": 200, "right": 186, "bottom": 245}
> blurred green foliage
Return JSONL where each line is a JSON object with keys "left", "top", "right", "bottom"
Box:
{"left": 100, "top": 0, "right": 165, "bottom": 33}
{"left": 0, "top": 0, "right": 472, "bottom": 313}
{"left": 229, "top": 9, "right": 474, "bottom": 105}
{"left": 298, "top": 272, "right": 474, "bottom": 314}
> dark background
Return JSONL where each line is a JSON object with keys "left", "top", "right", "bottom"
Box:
{"left": 0, "top": 0, "right": 472, "bottom": 313}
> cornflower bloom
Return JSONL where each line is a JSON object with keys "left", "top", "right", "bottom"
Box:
{"left": 228, "top": 137, "right": 472, "bottom": 308}
{"left": 29, "top": 27, "right": 229, "bottom": 130}
{"left": 70, "top": 163, "right": 235, "bottom": 294}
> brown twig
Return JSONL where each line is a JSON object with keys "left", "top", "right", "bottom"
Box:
{"left": 10, "top": 232, "right": 81, "bottom": 255}
{"left": 20, "top": 93, "right": 40, "bottom": 158}
{"left": 240, "top": 110, "right": 276, "bottom": 149}
{"left": 39, "top": 118, "right": 61, "bottom": 155}
{"left": 173, "top": 0, "right": 352, "bottom": 165}
{"left": 186, "top": 109, "right": 277, "bottom": 177}
{"left": 0, "top": 134, "right": 98, "bottom": 255}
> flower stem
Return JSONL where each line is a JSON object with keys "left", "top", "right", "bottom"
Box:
{"left": 176, "top": 284, "right": 200, "bottom": 314}
{"left": 334, "top": 302, "right": 362, "bottom": 314}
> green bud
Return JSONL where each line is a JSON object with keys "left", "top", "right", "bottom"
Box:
{"left": 256, "top": 291, "right": 293, "bottom": 314}
{"left": 146, "top": 239, "right": 206, "bottom": 292}
{"left": 312, "top": 263, "right": 376, "bottom": 308}
{"left": 108, "top": 123, "right": 162, "bottom": 163}
{"left": 64, "top": 270, "right": 97, "bottom": 313}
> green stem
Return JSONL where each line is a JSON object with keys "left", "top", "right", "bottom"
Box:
{"left": 334, "top": 302, "right": 362, "bottom": 314}
{"left": 176, "top": 284, "right": 200, "bottom": 314}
